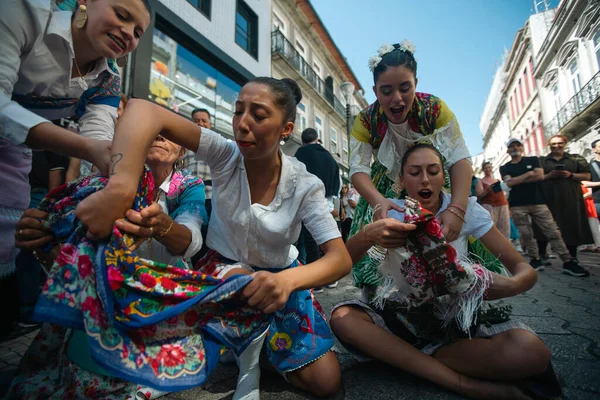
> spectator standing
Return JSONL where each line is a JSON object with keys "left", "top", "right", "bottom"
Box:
{"left": 295, "top": 128, "right": 341, "bottom": 291}
{"left": 538, "top": 134, "right": 593, "bottom": 265}
{"left": 476, "top": 161, "right": 510, "bottom": 238}
{"left": 499, "top": 138, "right": 588, "bottom": 276}
{"left": 583, "top": 138, "right": 600, "bottom": 220}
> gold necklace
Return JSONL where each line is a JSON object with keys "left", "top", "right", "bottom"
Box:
{"left": 73, "top": 58, "right": 94, "bottom": 90}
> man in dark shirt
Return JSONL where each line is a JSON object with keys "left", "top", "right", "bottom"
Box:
{"left": 500, "top": 138, "right": 588, "bottom": 276}
{"left": 295, "top": 128, "right": 340, "bottom": 291}
{"left": 585, "top": 138, "right": 600, "bottom": 220}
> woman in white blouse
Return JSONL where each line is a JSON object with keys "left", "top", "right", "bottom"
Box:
{"left": 76, "top": 77, "right": 352, "bottom": 398}
{"left": 0, "top": 0, "right": 150, "bottom": 335}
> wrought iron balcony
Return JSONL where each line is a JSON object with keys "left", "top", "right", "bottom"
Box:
{"left": 271, "top": 29, "right": 346, "bottom": 118}
{"left": 544, "top": 70, "right": 600, "bottom": 139}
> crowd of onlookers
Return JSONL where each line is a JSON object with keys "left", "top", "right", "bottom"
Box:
{"left": 473, "top": 135, "right": 600, "bottom": 277}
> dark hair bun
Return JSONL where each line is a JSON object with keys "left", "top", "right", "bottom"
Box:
{"left": 281, "top": 78, "right": 302, "bottom": 105}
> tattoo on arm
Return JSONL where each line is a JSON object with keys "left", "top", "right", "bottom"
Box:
{"left": 110, "top": 153, "right": 123, "bottom": 176}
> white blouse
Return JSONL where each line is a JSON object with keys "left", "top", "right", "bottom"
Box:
{"left": 135, "top": 172, "right": 204, "bottom": 266}
{"left": 196, "top": 130, "right": 341, "bottom": 268}
{"left": 0, "top": 0, "right": 117, "bottom": 145}
{"left": 349, "top": 115, "right": 471, "bottom": 183}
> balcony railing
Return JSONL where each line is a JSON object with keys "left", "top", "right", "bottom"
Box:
{"left": 271, "top": 29, "right": 346, "bottom": 118}
{"left": 544, "top": 70, "right": 600, "bottom": 138}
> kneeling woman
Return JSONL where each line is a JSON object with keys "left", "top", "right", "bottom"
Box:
{"left": 330, "top": 144, "right": 556, "bottom": 400}
{"left": 75, "top": 78, "right": 352, "bottom": 398}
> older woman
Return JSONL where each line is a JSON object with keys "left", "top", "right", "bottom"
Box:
{"left": 538, "top": 134, "right": 593, "bottom": 263}
{"left": 476, "top": 162, "right": 509, "bottom": 238}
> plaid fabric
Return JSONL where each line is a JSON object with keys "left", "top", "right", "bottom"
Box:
{"left": 182, "top": 151, "right": 212, "bottom": 200}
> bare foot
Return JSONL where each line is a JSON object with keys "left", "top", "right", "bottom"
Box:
{"left": 461, "top": 376, "right": 532, "bottom": 400}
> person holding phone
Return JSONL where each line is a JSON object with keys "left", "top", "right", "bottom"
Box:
{"left": 476, "top": 161, "right": 509, "bottom": 238}
{"left": 538, "top": 134, "right": 593, "bottom": 265}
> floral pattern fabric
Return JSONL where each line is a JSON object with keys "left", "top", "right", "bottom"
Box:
{"left": 16, "top": 167, "right": 270, "bottom": 395}
{"left": 196, "top": 251, "right": 335, "bottom": 373}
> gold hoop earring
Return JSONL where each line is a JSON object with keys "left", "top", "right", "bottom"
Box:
{"left": 75, "top": 5, "right": 88, "bottom": 29}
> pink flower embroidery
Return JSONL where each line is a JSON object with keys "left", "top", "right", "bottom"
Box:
{"left": 108, "top": 266, "right": 125, "bottom": 290}
{"left": 161, "top": 277, "right": 178, "bottom": 291}
{"left": 426, "top": 219, "right": 443, "bottom": 239}
{"left": 140, "top": 273, "right": 157, "bottom": 288}
{"left": 156, "top": 344, "right": 187, "bottom": 368}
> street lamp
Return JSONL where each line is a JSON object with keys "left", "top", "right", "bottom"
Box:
{"left": 339, "top": 81, "right": 355, "bottom": 139}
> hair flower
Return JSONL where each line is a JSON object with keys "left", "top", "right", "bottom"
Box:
{"left": 377, "top": 44, "right": 395, "bottom": 57}
{"left": 399, "top": 39, "right": 416, "bottom": 55}
{"left": 368, "top": 55, "right": 383, "bottom": 72}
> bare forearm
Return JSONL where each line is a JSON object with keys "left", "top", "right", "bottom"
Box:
{"left": 282, "top": 238, "right": 351, "bottom": 291}
{"left": 572, "top": 172, "right": 591, "bottom": 182}
{"left": 449, "top": 159, "right": 472, "bottom": 209}
{"left": 345, "top": 228, "right": 373, "bottom": 264}
{"left": 351, "top": 172, "right": 384, "bottom": 207}
{"left": 155, "top": 221, "right": 192, "bottom": 256}
{"left": 25, "top": 122, "right": 92, "bottom": 161}
{"left": 48, "top": 170, "right": 63, "bottom": 191}
{"left": 583, "top": 180, "right": 600, "bottom": 188}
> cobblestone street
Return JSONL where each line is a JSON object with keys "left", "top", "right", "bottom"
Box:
{"left": 1, "top": 252, "right": 599, "bottom": 399}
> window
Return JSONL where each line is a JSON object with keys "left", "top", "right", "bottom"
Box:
{"left": 296, "top": 102, "right": 307, "bottom": 134}
{"left": 568, "top": 58, "right": 581, "bottom": 94}
{"left": 330, "top": 127, "right": 337, "bottom": 155}
{"left": 315, "top": 115, "right": 323, "bottom": 140}
{"left": 313, "top": 62, "right": 321, "bottom": 76}
{"left": 552, "top": 84, "right": 561, "bottom": 113}
{"left": 509, "top": 96, "right": 515, "bottom": 121}
{"left": 518, "top": 79, "right": 525, "bottom": 108}
{"left": 235, "top": 0, "right": 258, "bottom": 58}
{"left": 272, "top": 12, "right": 285, "bottom": 34}
{"left": 149, "top": 28, "right": 241, "bottom": 138}
{"left": 295, "top": 40, "right": 305, "bottom": 55}
{"left": 528, "top": 58, "right": 535, "bottom": 90}
{"left": 187, "top": 0, "right": 211, "bottom": 19}
{"left": 594, "top": 30, "right": 600, "bottom": 69}
{"left": 342, "top": 138, "right": 348, "bottom": 160}
{"left": 523, "top": 69, "right": 530, "bottom": 100}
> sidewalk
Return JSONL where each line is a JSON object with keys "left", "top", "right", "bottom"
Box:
{"left": 1, "top": 251, "right": 599, "bottom": 399}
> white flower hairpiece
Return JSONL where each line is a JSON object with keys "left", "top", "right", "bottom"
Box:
{"left": 368, "top": 55, "right": 383, "bottom": 72}
{"left": 368, "top": 40, "right": 417, "bottom": 72}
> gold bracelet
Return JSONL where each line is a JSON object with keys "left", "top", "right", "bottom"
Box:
{"left": 446, "top": 207, "right": 466, "bottom": 222}
{"left": 157, "top": 218, "right": 174, "bottom": 237}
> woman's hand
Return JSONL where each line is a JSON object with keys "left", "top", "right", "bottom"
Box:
{"left": 242, "top": 271, "right": 293, "bottom": 314}
{"left": 439, "top": 209, "right": 464, "bottom": 242}
{"left": 115, "top": 202, "right": 172, "bottom": 250}
{"left": 364, "top": 218, "right": 416, "bottom": 248}
{"left": 76, "top": 184, "right": 135, "bottom": 240}
{"left": 14, "top": 209, "right": 53, "bottom": 249}
{"left": 373, "top": 198, "right": 404, "bottom": 221}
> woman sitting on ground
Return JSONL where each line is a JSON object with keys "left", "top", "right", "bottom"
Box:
{"left": 74, "top": 77, "right": 352, "bottom": 398}
{"left": 330, "top": 144, "right": 557, "bottom": 400}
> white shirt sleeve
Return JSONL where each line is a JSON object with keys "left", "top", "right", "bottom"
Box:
{"left": 77, "top": 103, "right": 117, "bottom": 141}
{"left": 300, "top": 179, "right": 341, "bottom": 245}
{"left": 349, "top": 135, "right": 373, "bottom": 178}
{"left": 430, "top": 116, "right": 472, "bottom": 169}
{"left": 463, "top": 196, "right": 494, "bottom": 240}
{"left": 195, "top": 129, "right": 236, "bottom": 173}
{"left": 174, "top": 213, "right": 204, "bottom": 260}
{"left": 0, "top": 0, "right": 49, "bottom": 144}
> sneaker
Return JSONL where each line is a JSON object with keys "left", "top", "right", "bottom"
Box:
{"left": 562, "top": 261, "right": 590, "bottom": 277}
{"left": 540, "top": 258, "right": 552, "bottom": 266}
{"left": 530, "top": 258, "right": 545, "bottom": 272}
{"left": 326, "top": 281, "right": 339, "bottom": 289}
{"left": 313, "top": 287, "right": 324, "bottom": 294}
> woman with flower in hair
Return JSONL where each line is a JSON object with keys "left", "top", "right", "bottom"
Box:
{"left": 349, "top": 41, "right": 473, "bottom": 300}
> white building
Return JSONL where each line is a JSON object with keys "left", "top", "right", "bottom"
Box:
{"left": 124, "top": 0, "right": 272, "bottom": 139}
{"left": 534, "top": 0, "right": 600, "bottom": 158}
{"left": 270, "top": 0, "right": 368, "bottom": 180}
{"left": 479, "top": 56, "right": 512, "bottom": 178}
{"left": 479, "top": 8, "right": 556, "bottom": 174}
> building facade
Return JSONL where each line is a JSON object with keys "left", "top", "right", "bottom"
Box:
{"left": 270, "top": 0, "right": 368, "bottom": 180}
{"left": 123, "top": 0, "right": 272, "bottom": 139}
{"left": 479, "top": 9, "right": 557, "bottom": 175}
{"left": 534, "top": 0, "right": 600, "bottom": 158}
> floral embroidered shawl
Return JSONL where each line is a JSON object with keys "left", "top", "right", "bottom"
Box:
{"left": 33, "top": 167, "right": 270, "bottom": 391}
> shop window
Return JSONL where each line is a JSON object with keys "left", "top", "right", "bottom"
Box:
{"left": 149, "top": 28, "right": 241, "bottom": 138}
